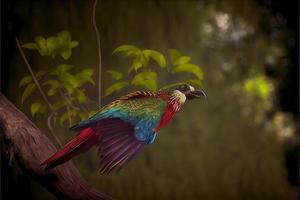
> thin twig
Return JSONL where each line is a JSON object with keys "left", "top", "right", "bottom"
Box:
{"left": 65, "top": 93, "right": 80, "bottom": 110}
{"left": 16, "top": 37, "right": 54, "bottom": 110}
{"left": 16, "top": 37, "right": 62, "bottom": 147}
{"left": 92, "top": 0, "right": 102, "bottom": 108}
{"left": 47, "top": 112, "right": 62, "bottom": 147}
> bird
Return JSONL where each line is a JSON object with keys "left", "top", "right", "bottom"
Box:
{"left": 41, "top": 83, "right": 206, "bottom": 174}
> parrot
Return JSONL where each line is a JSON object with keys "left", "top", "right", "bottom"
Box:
{"left": 41, "top": 83, "right": 206, "bottom": 174}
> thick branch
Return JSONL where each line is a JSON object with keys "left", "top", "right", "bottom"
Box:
{"left": 0, "top": 93, "right": 112, "bottom": 200}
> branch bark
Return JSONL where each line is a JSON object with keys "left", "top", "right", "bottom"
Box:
{"left": 0, "top": 93, "right": 112, "bottom": 200}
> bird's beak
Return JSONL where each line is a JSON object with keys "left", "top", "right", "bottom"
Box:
{"left": 185, "top": 89, "right": 206, "bottom": 100}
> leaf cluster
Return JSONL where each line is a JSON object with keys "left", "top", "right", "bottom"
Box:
{"left": 105, "top": 45, "right": 204, "bottom": 96}
{"left": 19, "top": 31, "right": 96, "bottom": 127}
{"left": 22, "top": 30, "right": 78, "bottom": 60}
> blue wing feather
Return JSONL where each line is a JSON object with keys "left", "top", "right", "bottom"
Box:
{"left": 71, "top": 96, "right": 167, "bottom": 142}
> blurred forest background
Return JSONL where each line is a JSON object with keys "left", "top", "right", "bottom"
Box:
{"left": 1, "top": 0, "right": 299, "bottom": 200}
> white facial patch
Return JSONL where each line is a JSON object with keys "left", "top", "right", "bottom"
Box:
{"left": 173, "top": 90, "right": 186, "bottom": 104}
{"left": 189, "top": 85, "right": 195, "bottom": 91}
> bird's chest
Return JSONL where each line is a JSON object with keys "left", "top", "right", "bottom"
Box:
{"left": 156, "top": 101, "right": 181, "bottom": 130}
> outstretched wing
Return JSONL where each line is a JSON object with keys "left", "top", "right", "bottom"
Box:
{"left": 70, "top": 91, "right": 169, "bottom": 173}
{"left": 71, "top": 91, "right": 168, "bottom": 141}
{"left": 95, "top": 118, "right": 146, "bottom": 173}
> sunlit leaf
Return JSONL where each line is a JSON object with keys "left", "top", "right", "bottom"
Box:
{"left": 70, "top": 41, "right": 79, "bottom": 48}
{"left": 113, "top": 44, "right": 140, "bottom": 56}
{"left": 76, "top": 68, "right": 95, "bottom": 85}
{"left": 46, "top": 36, "right": 58, "bottom": 57}
{"left": 143, "top": 49, "right": 166, "bottom": 68}
{"left": 105, "top": 81, "right": 129, "bottom": 96}
{"left": 61, "top": 49, "right": 72, "bottom": 60}
{"left": 22, "top": 43, "right": 38, "bottom": 50}
{"left": 19, "top": 76, "right": 32, "bottom": 88}
{"left": 60, "top": 72, "right": 79, "bottom": 90}
{"left": 59, "top": 112, "right": 69, "bottom": 126}
{"left": 76, "top": 89, "right": 87, "bottom": 103}
{"left": 52, "top": 101, "right": 67, "bottom": 111}
{"left": 128, "top": 57, "right": 143, "bottom": 73}
{"left": 174, "top": 56, "right": 191, "bottom": 65}
{"left": 30, "top": 102, "right": 44, "bottom": 117}
{"left": 34, "top": 36, "right": 48, "bottom": 56}
{"left": 57, "top": 30, "right": 71, "bottom": 43}
{"left": 21, "top": 83, "right": 36, "bottom": 103}
{"left": 106, "top": 70, "right": 123, "bottom": 80}
{"left": 168, "top": 48, "right": 181, "bottom": 63}
{"left": 50, "top": 64, "right": 73, "bottom": 76}
{"left": 131, "top": 70, "right": 157, "bottom": 91}
{"left": 172, "top": 64, "right": 204, "bottom": 80}
{"left": 244, "top": 75, "right": 271, "bottom": 100}
{"left": 43, "top": 80, "right": 60, "bottom": 96}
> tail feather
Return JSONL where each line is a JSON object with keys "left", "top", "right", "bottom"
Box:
{"left": 41, "top": 127, "right": 98, "bottom": 169}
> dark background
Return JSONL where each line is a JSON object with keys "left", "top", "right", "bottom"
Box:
{"left": 1, "top": 0, "right": 299, "bottom": 200}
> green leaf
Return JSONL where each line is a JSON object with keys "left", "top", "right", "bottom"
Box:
{"left": 50, "top": 64, "right": 73, "bottom": 76}
{"left": 75, "top": 68, "right": 95, "bottom": 86}
{"left": 76, "top": 89, "right": 87, "bottom": 103}
{"left": 174, "top": 56, "right": 191, "bottom": 65}
{"left": 21, "top": 83, "right": 36, "bottom": 103}
{"left": 36, "top": 71, "right": 46, "bottom": 80}
{"left": 35, "top": 36, "right": 48, "bottom": 56}
{"left": 131, "top": 70, "right": 157, "bottom": 91}
{"left": 168, "top": 49, "right": 181, "bottom": 63}
{"left": 61, "top": 49, "right": 72, "bottom": 60}
{"left": 46, "top": 36, "right": 58, "bottom": 57}
{"left": 22, "top": 43, "right": 38, "bottom": 50}
{"left": 59, "top": 112, "right": 69, "bottom": 126}
{"left": 19, "top": 76, "right": 32, "bottom": 88}
{"left": 70, "top": 41, "right": 79, "bottom": 48}
{"left": 172, "top": 64, "right": 204, "bottom": 80}
{"left": 244, "top": 75, "right": 271, "bottom": 100}
{"left": 43, "top": 80, "right": 60, "bottom": 96}
{"left": 105, "top": 81, "right": 129, "bottom": 96}
{"left": 113, "top": 44, "right": 140, "bottom": 56}
{"left": 142, "top": 49, "right": 166, "bottom": 68}
{"left": 57, "top": 31, "right": 71, "bottom": 43}
{"left": 62, "top": 72, "right": 78, "bottom": 87}
{"left": 52, "top": 101, "right": 67, "bottom": 111}
{"left": 106, "top": 70, "right": 123, "bottom": 80}
{"left": 128, "top": 57, "right": 144, "bottom": 74}
{"left": 30, "top": 102, "right": 42, "bottom": 117}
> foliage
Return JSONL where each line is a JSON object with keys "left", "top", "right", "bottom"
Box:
{"left": 20, "top": 37, "right": 204, "bottom": 128}
{"left": 243, "top": 75, "right": 271, "bottom": 100}
{"left": 105, "top": 44, "right": 204, "bottom": 96}
{"left": 20, "top": 31, "right": 96, "bottom": 127}
{"left": 22, "top": 31, "right": 78, "bottom": 60}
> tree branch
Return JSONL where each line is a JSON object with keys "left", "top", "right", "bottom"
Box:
{"left": 0, "top": 93, "right": 113, "bottom": 200}
{"left": 92, "top": 0, "right": 102, "bottom": 108}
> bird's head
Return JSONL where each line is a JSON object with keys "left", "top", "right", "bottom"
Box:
{"left": 159, "top": 82, "right": 206, "bottom": 103}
